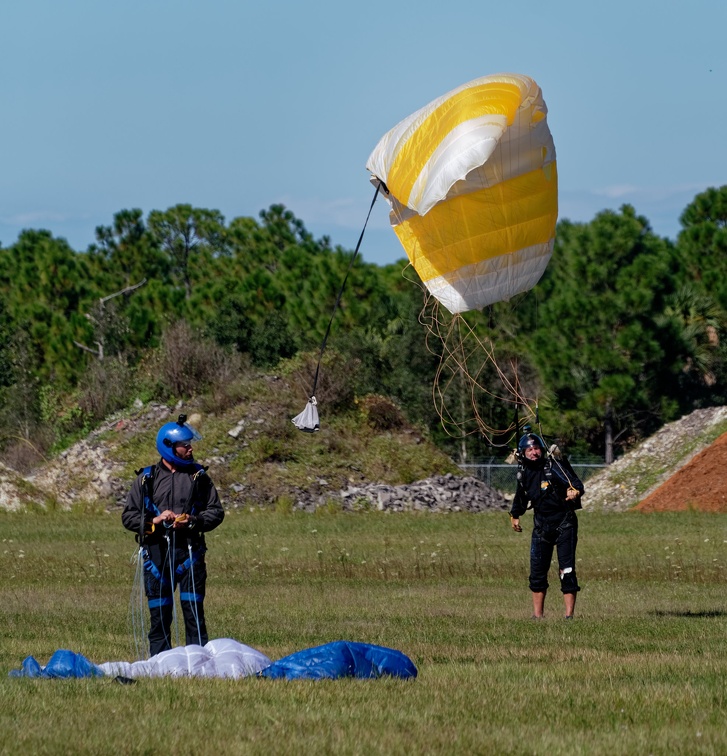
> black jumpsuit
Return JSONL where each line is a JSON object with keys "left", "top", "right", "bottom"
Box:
{"left": 122, "top": 459, "right": 225, "bottom": 656}
{"left": 510, "top": 456, "right": 584, "bottom": 594}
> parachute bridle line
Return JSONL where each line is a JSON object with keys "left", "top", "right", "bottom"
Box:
{"left": 308, "top": 183, "right": 381, "bottom": 399}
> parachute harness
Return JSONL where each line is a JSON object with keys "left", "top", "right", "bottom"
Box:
{"left": 530, "top": 411, "right": 580, "bottom": 497}
{"left": 515, "top": 416, "right": 581, "bottom": 505}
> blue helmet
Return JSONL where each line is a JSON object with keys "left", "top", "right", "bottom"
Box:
{"left": 156, "top": 414, "right": 202, "bottom": 468}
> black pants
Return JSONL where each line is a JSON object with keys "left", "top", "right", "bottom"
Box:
{"left": 143, "top": 539, "right": 208, "bottom": 657}
{"left": 529, "top": 511, "right": 579, "bottom": 594}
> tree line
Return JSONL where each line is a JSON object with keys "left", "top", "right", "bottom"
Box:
{"left": 1, "top": 187, "right": 726, "bottom": 470}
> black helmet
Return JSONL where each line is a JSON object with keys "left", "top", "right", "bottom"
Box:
{"left": 518, "top": 432, "right": 545, "bottom": 454}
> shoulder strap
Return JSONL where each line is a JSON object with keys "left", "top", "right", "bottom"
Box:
{"left": 544, "top": 458, "right": 553, "bottom": 479}
{"left": 185, "top": 464, "right": 208, "bottom": 515}
{"left": 132, "top": 465, "right": 158, "bottom": 544}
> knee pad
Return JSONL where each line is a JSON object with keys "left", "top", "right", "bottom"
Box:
{"left": 559, "top": 566, "right": 579, "bottom": 594}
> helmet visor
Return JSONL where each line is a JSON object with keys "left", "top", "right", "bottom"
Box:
{"left": 183, "top": 423, "right": 203, "bottom": 442}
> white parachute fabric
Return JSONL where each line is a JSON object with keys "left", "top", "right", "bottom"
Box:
{"left": 98, "top": 639, "right": 272, "bottom": 679}
{"left": 292, "top": 396, "right": 320, "bottom": 432}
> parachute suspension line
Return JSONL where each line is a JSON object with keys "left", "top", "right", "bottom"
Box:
{"left": 308, "top": 183, "right": 381, "bottom": 399}
{"left": 422, "top": 298, "right": 536, "bottom": 444}
{"left": 169, "top": 532, "right": 180, "bottom": 649}
{"left": 511, "top": 359, "right": 525, "bottom": 450}
{"left": 128, "top": 546, "right": 148, "bottom": 661}
{"left": 158, "top": 533, "right": 178, "bottom": 652}
{"left": 531, "top": 404, "right": 578, "bottom": 490}
{"left": 428, "top": 304, "right": 510, "bottom": 441}
{"left": 187, "top": 542, "right": 203, "bottom": 646}
{"left": 533, "top": 284, "right": 543, "bottom": 441}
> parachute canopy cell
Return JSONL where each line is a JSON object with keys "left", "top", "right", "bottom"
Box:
{"left": 366, "top": 73, "right": 557, "bottom": 314}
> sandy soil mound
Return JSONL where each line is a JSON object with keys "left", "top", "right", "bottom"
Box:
{"left": 583, "top": 406, "right": 727, "bottom": 511}
{"left": 635, "top": 432, "right": 727, "bottom": 512}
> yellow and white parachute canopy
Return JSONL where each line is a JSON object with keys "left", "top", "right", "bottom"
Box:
{"left": 366, "top": 73, "right": 557, "bottom": 314}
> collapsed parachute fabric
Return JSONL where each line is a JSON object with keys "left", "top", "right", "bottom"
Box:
{"left": 260, "top": 640, "right": 417, "bottom": 681}
{"left": 98, "top": 639, "right": 272, "bottom": 680}
{"left": 366, "top": 73, "right": 557, "bottom": 314}
{"left": 9, "top": 639, "right": 417, "bottom": 681}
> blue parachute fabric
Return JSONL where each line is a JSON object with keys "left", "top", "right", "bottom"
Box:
{"left": 8, "top": 655, "right": 44, "bottom": 678}
{"left": 9, "top": 649, "right": 104, "bottom": 679}
{"left": 260, "top": 640, "right": 417, "bottom": 680}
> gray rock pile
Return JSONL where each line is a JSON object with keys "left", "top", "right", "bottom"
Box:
{"left": 25, "top": 436, "right": 127, "bottom": 509}
{"left": 21, "top": 400, "right": 174, "bottom": 510}
{"left": 293, "top": 473, "right": 509, "bottom": 513}
{"left": 0, "top": 462, "right": 48, "bottom": 511}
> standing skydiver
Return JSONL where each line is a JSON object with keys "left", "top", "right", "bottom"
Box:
{"left": 122, "top": 414, "right": 224, "bottom": 656}
{"left": 509, "top": 430, "right": 585, "bottom": 620}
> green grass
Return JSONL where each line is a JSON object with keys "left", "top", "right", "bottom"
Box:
{"left": 3, "top": 509, "right": 727, "bottom": 754}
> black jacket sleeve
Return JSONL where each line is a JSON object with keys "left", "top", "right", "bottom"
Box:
{"left": 510, "top": 467, "right": 531, "bottom": 518}
{"left": 193, "top": 474, "right": 224, "bottom": 533}
{"left": 121, "top": 475, "right": 145, "bottom": 535}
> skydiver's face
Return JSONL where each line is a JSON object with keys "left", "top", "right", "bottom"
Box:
{"left": 524, "top": 445, "right": 542, "bottom": 461}
{"left": 173, "top": 441, "right": 194, "bottom": 462}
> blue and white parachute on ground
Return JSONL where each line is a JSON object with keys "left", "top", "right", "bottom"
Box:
{"left": 9, "top": 639, "right": 417, "bottom": 681}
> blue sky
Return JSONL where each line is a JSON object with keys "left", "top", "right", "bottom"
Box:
{"left": 2, "top": 0, "right": 725, "bottom": 266}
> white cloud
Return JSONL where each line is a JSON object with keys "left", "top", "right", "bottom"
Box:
{"left": 1, "top": 211, "right": 72, "bottom": 225}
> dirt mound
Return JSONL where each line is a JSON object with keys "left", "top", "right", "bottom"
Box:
{"left": 583, "top": 406, "right": 727, "bottom": 511}
{"left": 635, "top": 432, "right": 727, "bottom": 512}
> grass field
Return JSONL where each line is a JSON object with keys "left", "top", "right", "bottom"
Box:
{"left": 2, "top": 508, "right": 727, "bottom": 755}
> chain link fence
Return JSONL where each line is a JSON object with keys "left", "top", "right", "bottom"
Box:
{"left": 459, "top": 460, "right": 607, "bottom": 494}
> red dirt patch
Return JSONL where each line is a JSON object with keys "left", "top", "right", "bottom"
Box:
{"left": 635, "top": 432, "right": 727, "bottom": 512}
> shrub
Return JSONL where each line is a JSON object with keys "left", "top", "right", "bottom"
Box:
{"left": 142, "top": 320, "right": 240, "bottom": 401}
{"left": 0, "top": 434, "right": 52, "bottom": 473}
{"left": 199, "top": 351, "right": 250, "bottom": 414}
{"left": 284, "top": 349, "right": 359, "bottom": 412}
{"left": 358, "top": 394, "right": 407, "bottom": 431}
{"left": 78, "top": 357, "right": 135, "bottom": 422}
